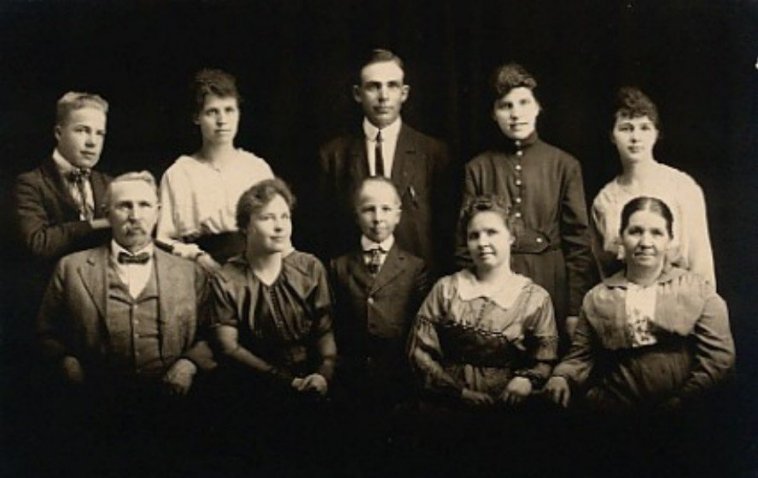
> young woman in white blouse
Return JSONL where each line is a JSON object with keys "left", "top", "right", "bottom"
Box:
{"left": 157, "top": 69, "right": 275, "bottom": 273}
{"left": 590, "top": 87, "right": 715, "bottom": 286}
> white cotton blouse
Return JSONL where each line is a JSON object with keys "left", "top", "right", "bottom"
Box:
{"left": 590, "top": 161, "right": 715, "bottom": 287}
{"left": 157, "top": 149, "right": 274, "bottom": 257}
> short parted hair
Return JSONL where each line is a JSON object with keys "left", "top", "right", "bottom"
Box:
{"left": 104, "top": 171, "right": 158, "bottom": 209}
{"left": 355, "top": 48, "right": 405, "bottom": 84}
{"left": 491, "top": 63, "right": 538, "bottom": 101}
{"left": 236, "top": 178, "right": 296, "bottom": 232}
{"left": 353, "top": 176, "right": 402, "bottom": 210}
{"left": 619, "top": 196, "right": 674, "bottom": 238}
{"left": 191, "top": 68, "right": 242, "bottom": 116}
{"left": 56, "top": 91, "right": 109, "bottom": 125}
{"left": 459, "top": 195, "right": 514, "bottom": 237}
{"left": 613, "top": 86, "right": 661, "bottom": 131}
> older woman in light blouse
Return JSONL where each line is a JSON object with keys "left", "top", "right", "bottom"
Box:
{"left": 545, "top": 197, "right": 734, "bottom": 413}
{"left": 157, "top": 68, "right": 276, "bottom": 273}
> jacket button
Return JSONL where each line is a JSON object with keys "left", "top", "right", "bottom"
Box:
{"left": 536, "top": 237, "right": 543, "bottom": 243}
{"left": 367, "top": 297, "right": 374, "bottom": 304}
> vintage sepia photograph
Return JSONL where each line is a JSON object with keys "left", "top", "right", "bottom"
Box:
{"left": 1, "top": 1, "right": 756, "bottom": 476}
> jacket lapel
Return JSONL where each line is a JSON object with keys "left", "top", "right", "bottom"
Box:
{"left": 347, "top": 250, "right": 374, "bottom": 291}
{"left": 90, "top": 171, "right": 109, "bottom": 219}
{"left": 78, "top": 246, "right": 109, "bottom": 326}
{"left": 390, "top": 125, "right": 417, "bottom": 197}
{"left": 370, "top": 245, "right": 405, "bottom": 294}
{"left": 349, "top": 135, "right": 369, "bottom": 182}
{"left": 154, "top": 250, "right": 176, "bottom": 353}
{"left": 41, "top": 157, "right": 80, "bottom": 215}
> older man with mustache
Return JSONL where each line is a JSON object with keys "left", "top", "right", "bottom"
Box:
{"left": 36, "top": 171, "right": 215, "bottom": 405}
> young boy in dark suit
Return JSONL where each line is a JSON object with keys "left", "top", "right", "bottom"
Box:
{"left": 330, "top": 176, "right": 430, "bottom": 411}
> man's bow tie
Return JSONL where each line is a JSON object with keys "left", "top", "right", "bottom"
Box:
{"left": 67, "top": 168, "right": 91, "bottom": 182}
{"left": 118, "top": 251, "right": 151, "bottom": 264}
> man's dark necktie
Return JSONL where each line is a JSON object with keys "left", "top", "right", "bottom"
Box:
{"left": 118, "top": 251, "right": 151, "bottom": 264}
{"left": 67, "top": 168, "right": 93, "bottom": 221}
{"left": 374, "top": 130, "right": 384, "bottom": 177}
{"left": 366, "top": 247, "right": 384, "bottom": 275}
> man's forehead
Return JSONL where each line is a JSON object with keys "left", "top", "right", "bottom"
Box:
{"left": 360, "top": 61, "right": 405, "bottom": 82}
{"left": 111, "top": 181, "right": 157, "bottom": 201}
{"left": 62, "top": 107, "right": 107, "bottom": 126}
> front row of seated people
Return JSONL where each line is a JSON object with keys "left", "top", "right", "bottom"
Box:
{"left": 36, "top": 170, "right": 734, "bottom": 417}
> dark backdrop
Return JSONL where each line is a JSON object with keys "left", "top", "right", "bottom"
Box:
{"left": 1, "top": 0, "right": 756, "bottom": 472}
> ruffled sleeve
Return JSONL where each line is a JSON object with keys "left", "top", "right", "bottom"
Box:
{"left": 515, "top": 286, "right": 558, "bottom": 387}
{"left": 407, "top": 277, "right": 463, "bottom": 398}
{"left": 283, "top": 252, "right": 336, "bottom": 380}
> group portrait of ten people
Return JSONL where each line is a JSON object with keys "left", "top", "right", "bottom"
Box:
{"left": 14, "top": 48, "right": 733, "bottom": 431}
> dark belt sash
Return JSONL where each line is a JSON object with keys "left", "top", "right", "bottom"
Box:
{"left": 512, "top": 228, "right": 560, "bottom": 254}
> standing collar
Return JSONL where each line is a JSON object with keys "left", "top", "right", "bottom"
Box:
{"left": 361, "top": 234, "right": 395, "bottom": 252}
{"left": 498, "top": 131, "right": 539, "bottom": 153}
{"left": 52, "top": 149, "right": 77, "bottom": 176}
{"left": 363, "top": 117, "right": 402, "bottom": 141}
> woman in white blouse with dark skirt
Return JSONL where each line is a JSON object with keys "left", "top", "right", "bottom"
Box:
{"left": 157, "top": 68, "right": 275, "bottom": 273}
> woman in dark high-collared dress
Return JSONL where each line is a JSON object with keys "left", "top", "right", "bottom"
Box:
{"left": 461, "top": 63, "right": 595, "bottom": 343}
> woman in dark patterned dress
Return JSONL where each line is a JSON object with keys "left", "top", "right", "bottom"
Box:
{"left": 209, "top": 178, "right": 337, "bottom": 455}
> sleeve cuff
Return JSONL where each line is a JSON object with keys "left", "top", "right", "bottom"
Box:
{"left": 268, "top": 366, "right": 295, "bottom": 386}
{"left": 514, "top": 369, "right": 547, "bottom": 389}
{"left": 172, "top": 358, "right": 198, "bottom": 376}
{"left": 171, "top": 242, "right": 203, "bottom": 259}
{"left": 317, "top": 357, "right": 336, "bottom": 382}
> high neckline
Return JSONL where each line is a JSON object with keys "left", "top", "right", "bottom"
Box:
{"left": 498, "top": 131, "right": 539, "bottom": 154}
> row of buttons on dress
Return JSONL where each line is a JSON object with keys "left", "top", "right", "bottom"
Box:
{"left": 513, "top": 141, "right": 524, "bottom": 219}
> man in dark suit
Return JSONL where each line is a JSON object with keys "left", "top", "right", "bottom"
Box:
{"left": 13, "top": 92, "right": 113, "bottom": 322}
{"left": 329, "top": 177, "right": 429, "bottom": 411}
{"left": 15, "top": 91, "right": 112, "bottom": 261}
{"left": 37, "top": 171, "right": 215, "bottom": 398}
{"left": 9, "top": 92, "right": 113, "bottom": 394}
{"left": 318, "top": 49, "right": 453, "bottom": 276}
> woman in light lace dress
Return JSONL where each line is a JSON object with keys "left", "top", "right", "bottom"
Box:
{"left": 408, "top": 195, "right": 558, "bottom": 410}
